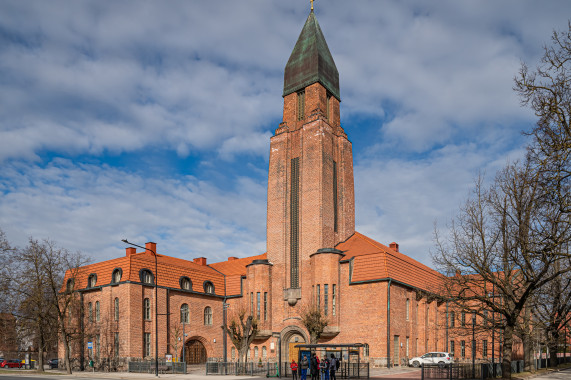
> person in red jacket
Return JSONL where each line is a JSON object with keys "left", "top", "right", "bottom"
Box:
{"left": 291, "top": 359, "right": 299, "bottom": 380}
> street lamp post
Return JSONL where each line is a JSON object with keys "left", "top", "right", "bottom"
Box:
{"left": 472, "top": 315, "right": 476, "bottom": 380}
{"left": 122, "top": 239, "right": 159, "bottom": 377}
{"left": 182, "top": 322, "right": 186, "bottom": 367}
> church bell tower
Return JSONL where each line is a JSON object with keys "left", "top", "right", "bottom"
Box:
{"left": 266, "top": 9, "right": 355, "bottom": 314}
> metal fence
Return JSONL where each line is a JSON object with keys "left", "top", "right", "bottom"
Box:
{"left": 128, "top": 360, "right": 186, "bottom": 374}
{"left": 206, "top": 361, "right": 369, "bottom": 378}
{"left": 422, "top": 361, "right": 526, "bottom": 380}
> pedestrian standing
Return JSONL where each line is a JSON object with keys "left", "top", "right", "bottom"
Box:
{"left": 310, "top": 354, "right": 318, "bottom": 380}
{"left": 291, "top": 360, "right": 298, "bottom": 380}
{"left": 300, "top": 356, "right": 309, "bottom": 380}
{"left": 319, "top": 356, "right": 328, "bottom": 380}
{"left": 329, "top": 354, "right": 337, "bottom": 380}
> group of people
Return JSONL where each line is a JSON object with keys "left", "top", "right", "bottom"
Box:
{"left": 290, "top": 353, "right": 340, "bottom": 380}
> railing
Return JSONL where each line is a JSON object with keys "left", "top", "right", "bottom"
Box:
{"left": 128, "top": 360, "right": 186, "bottom": 374}
{"left": 422, "top": 361, "right": 527, "bottom": 380}
{"left": 206, "top": 361, "right": 369, "bottom": 378}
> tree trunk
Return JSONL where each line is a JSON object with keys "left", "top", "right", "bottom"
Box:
{"left": 522, "top": 328, "right": 534, "bottom": 372}
{"left": 310, "top": 332, "right": 317, "bottom": 345}
{"left": 61, "top": 329, "right": 72, "bottom": 374}
{"left": 548, "top": 330, "right": 559, "bottom": 368}
{"left": 521, "top": 308, "right": 534, "bottom": 372}
{"left": 502, "top": 324, "right": 514, "bottom": 380}
{"left": 38, "top": 345, "right": 44, "bottom": 372}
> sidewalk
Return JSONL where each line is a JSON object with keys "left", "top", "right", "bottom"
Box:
{"left": 2, "top": 365, "right": 422, "bottom": 380}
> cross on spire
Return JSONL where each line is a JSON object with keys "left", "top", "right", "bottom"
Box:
{"left": 310, "top": 0, "right": 314, "bottom": 11}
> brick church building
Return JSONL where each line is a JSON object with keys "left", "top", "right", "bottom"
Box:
{"left": 61, "top": 9, "right": 498, "bottom": 369}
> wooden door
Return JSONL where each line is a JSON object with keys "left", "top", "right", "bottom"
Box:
{"left": 289, "top": 342, "right": 300, "bottom": 363}
{"left": 186, "top": 340, "right": 206, "bottom": 364}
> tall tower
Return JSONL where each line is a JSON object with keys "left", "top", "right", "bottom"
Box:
{"left": 266, "top": 9, "right": 355, "bottom": 318}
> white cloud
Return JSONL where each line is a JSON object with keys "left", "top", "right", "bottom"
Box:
{"left": 0, "top": 0, "right": 569, "bottom": 268}
{"left": 0, "top": 160, "right": 267, "bottom": 263}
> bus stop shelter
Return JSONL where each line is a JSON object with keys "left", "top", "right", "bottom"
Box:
{"left": 293, "top": 343, "right": 368, "bottom": 379}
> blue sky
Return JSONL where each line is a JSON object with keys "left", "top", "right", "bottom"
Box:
{"left": 1, "top": 1, "right": 569, "bottom": 267}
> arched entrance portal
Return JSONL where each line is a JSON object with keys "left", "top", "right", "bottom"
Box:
{"left": 281, "top": 327, "right": 307, "bottom": 363}
{"left": 185, "top": 339, "right": 207, "bottom": 364}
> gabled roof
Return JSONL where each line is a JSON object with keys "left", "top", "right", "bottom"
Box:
{"left": 209, "top": 253, "right": 267, "bottom": 276}
{"left": 283, "top": 10, "right": 340, "bottom": 100}
{"left": 62, "top": 251, "right": 225, "bottom": 296}
{"left": 336, "top": 232, "right": 444, "bottom": 291}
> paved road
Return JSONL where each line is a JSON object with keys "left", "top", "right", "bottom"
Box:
{"left": 0, "top": 367, "right": 568, "bottom": 380}
{"left": 524, "top": 368, "right": 571, "bottom": 380}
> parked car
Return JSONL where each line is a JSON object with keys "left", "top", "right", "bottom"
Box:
{"left": 48, "top": 359, "right": 58, "bottom": 369}
{"left": 409, "top": 352, "right": 452, "bottom": 368}
{"left": 0, "top": 359, "right": 23, "bottom": 368}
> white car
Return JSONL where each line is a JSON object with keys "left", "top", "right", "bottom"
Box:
{"left": 409, "top": 352, "right": 452, "bottom": 368}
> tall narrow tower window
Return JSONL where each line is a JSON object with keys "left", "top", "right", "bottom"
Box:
{"left": 297, "top": 91, "right": 305, "bottom": 121}
{"left": 290, "top": 157, "right": 300, "bottom": 288}
{"left": 333, "top": 160, "right": 338, "bottom": 232}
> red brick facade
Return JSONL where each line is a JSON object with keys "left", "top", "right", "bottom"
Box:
{"left": 59, "top": 10, "right": 506, "bottom": 370}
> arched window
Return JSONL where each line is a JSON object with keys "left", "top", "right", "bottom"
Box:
{"left": 88, "top": 302, "right": 93, "bottom": 322}
{"left": 180, "top": 304, "right": 189, "bottom": 323}
{"left": 254, "top": 346, "right": 258, "bottom": 359}
{"left": 143, "top": 298, "right": 151, "bottom": 320}
{"left": 231, "top": 347, "right": 236, "bottom": 360}
{"left": 88, "top": 274, "right": 97, "bottom": 288}
{"left": 140, "top": 269, "right": 154, "bottom": 285}
{"left": 262, "top": 346, "right": 267, "bottom": 359}
{"left": 204, "top": 306, "right": 212, "bottom": 325}
{"left": 204, "top": 281, "right": 214, "bottom": 294}
{"left": 114, "top": 298, "right": 119, "bottom": 321}
{"left": 363, "top": 343, "right": 369, "bottom": 357}
{"left": 95, "top": 301, "right": 100, "bottom": 322}
{"left": 180, "top": 277, "right": 192, "bottom": 290}
{"left": 112, "top": 268, "right": 122, "bottom": 284}
{"left": 66, "top": 279, "right": 74, "bottom": 292}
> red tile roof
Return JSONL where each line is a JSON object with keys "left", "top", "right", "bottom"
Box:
{"left": 336, "top": 232, "right": 444, "bottom": 291}
{"left": 64, "top": 232, "right": 442, "bottom": 295}
{"left": 62, "top": 251, "right": 225, "bottom": 296}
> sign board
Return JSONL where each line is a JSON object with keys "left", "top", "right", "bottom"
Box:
{"left": 87, "top": 342, "right": 93, "bottom": 349}
{"left": 165, "top": 355, "right": 172, "bottom": 363}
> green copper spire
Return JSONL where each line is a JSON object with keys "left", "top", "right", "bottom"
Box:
{"left": 283, "top": 10, "right": 340, "bottom": 101}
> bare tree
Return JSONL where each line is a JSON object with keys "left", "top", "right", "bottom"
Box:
{"left": 42, "top": 240, "right": 88, "bottom": 374}
{"left": 531, "top": 255, "right": 571, "bottom": 367}
{"left": 223, "top": 303, "right": 258, "bottom": 367}
{"left": 514, "top": 21, "right": 570, "bottom": 218}
{"left": 433, "top": 162, "right": 570, "bottom": 379}
{"left": 300, "top": 301, "right": 328, "bottom": 345}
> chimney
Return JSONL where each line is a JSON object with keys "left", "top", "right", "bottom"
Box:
{"left": 228, "top": 257, "right": 238, "bottom": 261}
{"left": 145, "top": 242, "right": 157, "bottom": 255}
{"left": 126, "top": 247, "right": 136, "bottom": 256}
{"left": 194, "top": 257, "right": 207, "bottom": 266}
{"left": 389, "top": 242, "right": 399, "bottom": 252}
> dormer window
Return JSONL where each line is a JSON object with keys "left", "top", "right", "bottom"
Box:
{"left": 87, "top": 274, "right": 97, "bottom": 288}
{"left": 180, "top": 277, "right": 192, "bottom": 291}
{"left": 112, "top": 268, "right": 122, "bottom": 284}
{"left": 140, "top": 269, "right": 154, "bottom": 285}
{"left": 204, "top": 281, "right": 214, "bottom": 294}
{"left": 66, "top": 279, "right": 74, "bottom": 292}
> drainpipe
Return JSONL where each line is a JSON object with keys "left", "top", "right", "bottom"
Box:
{"left": 446, "top": 302, "right": 449, "bottom": 352}
{"left": 80, "top": 291, "right": 85, "bottom": 371}
{"left": 387, "top": 279, "right": 392, "bottom": 368}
